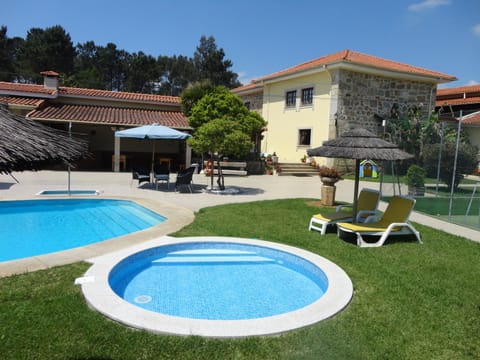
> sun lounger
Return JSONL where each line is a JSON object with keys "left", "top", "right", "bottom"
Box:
{"left": 309, "top": 188, "right": 380, "bottom": 235}
{"left": 337, "top": 195, "right": 422, "bottom": 247}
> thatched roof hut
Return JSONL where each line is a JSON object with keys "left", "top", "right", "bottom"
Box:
{"left": 0, "top": 105, "right": 88, "bottom": 174}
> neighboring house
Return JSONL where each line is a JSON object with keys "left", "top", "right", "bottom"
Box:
{"left": 435, "top": 85, "right": 480, "bottom": 161}
{"left": 233, "top": 49, "right": 456, "bottom": 164}
{"left": 0, "top": 71, "right": 190, "bottom": 172}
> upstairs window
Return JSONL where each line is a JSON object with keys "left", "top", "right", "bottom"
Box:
{"left": 301, "top": 87, "right": 314, "bottom": 106}
{"left": 298, "top": 129, "right": 311, "bottom": 146}
{"left": 285, "top": 90, "right": 296, "bottom": 108}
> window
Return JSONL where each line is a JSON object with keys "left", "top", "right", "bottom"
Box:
{"left": 244, "top": 101, "right": 251, "bottom": 110}
{"left": 298, "top": 129, "right": 311, "bottom": 146}
{"left": 301, "top": 87, "right": 314, "bottom": 105}
{"left": 285, "top": 90, "right": 296, "bottom": 107}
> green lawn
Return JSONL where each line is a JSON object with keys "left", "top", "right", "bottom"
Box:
{"left": 1, "top": 199, "right": 479, "bottom": 359}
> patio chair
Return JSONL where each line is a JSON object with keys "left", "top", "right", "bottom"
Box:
{"left": 309, "top": 188, "right": 380, "bottom": 235}
{"left": 175, "top": 166, "right": 196, "bottom": 193}
{"left": 336, "top": 195, "right": 422, "bottom": 247}
{"left": 131, "top": 168, "right": 150, "bottom": 187}
{"left": 154, "top": 163, "right": 170, "bottom": 190}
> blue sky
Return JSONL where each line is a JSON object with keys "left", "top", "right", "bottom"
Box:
{"left": 3, "top": 0, "right": 479, "bottom": 88}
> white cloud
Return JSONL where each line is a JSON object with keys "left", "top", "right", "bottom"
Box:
{"left": 473, "top": 24, "right": 480, "bottom": 38}
{"left": 238, "top": 71, "right": 255, "bottom": 85}
{"left": 467, "top": 80, "right": 479, "bottom": 85}
{"left": 408, "top": 0, "right": 451, "bottom": 12}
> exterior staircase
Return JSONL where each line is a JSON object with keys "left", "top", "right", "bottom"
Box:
{"left": 277, "top": 162, "right": 319, "bottom": 176}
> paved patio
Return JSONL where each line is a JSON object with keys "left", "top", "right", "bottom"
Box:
{"left": 1, "top": 170, "right": 478, "bottom": 276}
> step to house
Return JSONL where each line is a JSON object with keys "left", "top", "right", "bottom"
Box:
{"left": 277, "top": 162, "right": 319, "bottom": 176}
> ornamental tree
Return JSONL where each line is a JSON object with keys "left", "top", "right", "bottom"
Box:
{"left": 186, "top": 87, "right": 266, "bottom": 189}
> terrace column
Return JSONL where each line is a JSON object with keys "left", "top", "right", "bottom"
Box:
{"left": 114, "top": 136, "right": 120, "bottom": 172}
{"left": 185, "top": 142, "right": 192, "bottom": 167}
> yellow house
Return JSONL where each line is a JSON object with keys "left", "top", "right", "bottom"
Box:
{"left": 233, "top": 49, "right": 456, "bottom": 165}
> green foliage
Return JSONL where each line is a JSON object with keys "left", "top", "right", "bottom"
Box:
{"left": 124, "top": 51, "right": 159, "bottom": 93}
{"left": 187, "top": 88, "right": 266, "bottom": 159}
{"left": 180, "top": 80, "right": 221, "bottom": 117}
{"left": 17, "top": 25, "right": 76, "bottom": 82}
{"left": 423, "top": 141, "right": 477, "bottom": 190}
{"left": 193, "top": 35, "right": 241, "bottom": 88}
{"left": 405, "top": 164, "right": 426, "bottom": 187}
{"left": 189, "top": 88, "right": 247, "bottom": 129}
{"left": 0, "top": 26, "right": 23, "bottom": 81}
{"left": 2, "top": 27, "right": 241, "bottom": 95}
{"left": 188, "top": 118, "right": 252, "bottom": 157}
{"left": 386, "top": 106, "right": 423, "bottom": 162}
{"left": 157, "top": 54, "right": 197, "bottom": 96}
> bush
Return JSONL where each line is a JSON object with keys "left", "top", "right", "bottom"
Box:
{"left": 423, "top": 142, "right": 477, "bottom": 190}
{"left": 405, "top": 164, "right": 425, "bottom": 187}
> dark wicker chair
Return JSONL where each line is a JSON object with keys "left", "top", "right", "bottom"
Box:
{"left": 132, "top": 168, "right": 150, "bottom": 187}
{"left": 175, "top": 166, "right": 196, "bottom": 193}
{"left": 154, "top": 163, "right": 170, "bottom": 190}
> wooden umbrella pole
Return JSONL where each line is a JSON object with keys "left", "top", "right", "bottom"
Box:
{"left": 151, "top": 141, "right": 155, "bottom": 183}
{"left": 353, "top": 159, "right": 360, "bottom": 220}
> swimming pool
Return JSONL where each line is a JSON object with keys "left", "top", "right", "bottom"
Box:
{"left": 0, "top": 199, "right": 166, "bottom": 262}
{"left": 109, "top": 242, "right": 328, "bottom": 320}
{"left": 81, "top": 236, "right": 353, "bottom": 337}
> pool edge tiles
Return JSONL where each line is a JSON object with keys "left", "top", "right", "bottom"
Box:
{"left": 37, "top": 189, "right": 101, "bottom": 196}
{"left": 81, "top": 236, "right": 353, "bottom": 338}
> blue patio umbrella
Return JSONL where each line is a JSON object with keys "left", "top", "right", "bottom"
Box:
{"left": 115, "top": 123, "right": 191, "bottom": 140}
{"left": 115, "top": 123, "right": 191, "bottom": 173}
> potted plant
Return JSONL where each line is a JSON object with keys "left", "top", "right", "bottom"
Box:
{"left": 301, "top": 154, "right": 307, "bottom": 163}
{"left": 274, "top": 164, "right": 282, "bottom": 175}
{"left": 271, "top": 152, "right": 279, "bottom": 164}
{"left": 405, "top": 164, "right": 425, "bottom": 196}
{"left": 318, "top": 166, "right": 342, "bottom": 186}
{"left": 265, "top": 164, "right": 274, "bottom": 175}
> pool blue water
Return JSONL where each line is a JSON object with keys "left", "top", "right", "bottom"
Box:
{"left": 0, "top": 199, "right": 166, "bottom": 262}
{"left": 109, "top": 242, "right": 328, "bottom": 320}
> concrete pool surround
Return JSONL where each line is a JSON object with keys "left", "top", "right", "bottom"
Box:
{"left": 80, "top": 236, "right": 353, "bottom": 338}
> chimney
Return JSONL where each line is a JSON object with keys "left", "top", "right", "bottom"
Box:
{"left": 40, "top": 70, "right": 60, "bottom": 90}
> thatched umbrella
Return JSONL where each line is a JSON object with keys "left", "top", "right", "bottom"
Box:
{"left": 307, "top": 128, "right": 413, "bottom": 217}
{"left": 0, "top": 105, "right": 88, "bottom": 174}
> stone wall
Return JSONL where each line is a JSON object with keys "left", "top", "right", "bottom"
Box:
{"left": 240, "top": 91, "right": 263, "bottom": 113}
{"left": 327, "top": 69, "right": 437, "bottom": 173}
{"left": 331, "top": 69, "right": 436, "bottom": 137}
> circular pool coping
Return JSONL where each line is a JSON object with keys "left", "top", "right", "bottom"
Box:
{"left": 80, "top": 236, "right": 353, "bottom": 338}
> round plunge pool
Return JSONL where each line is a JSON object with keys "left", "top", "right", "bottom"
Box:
{"left": 81, "top": 237, "right": 353, "bottom": 337}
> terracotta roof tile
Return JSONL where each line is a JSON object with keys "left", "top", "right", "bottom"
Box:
{"left": 58, "top": 86, "right": 180, "bottom": 104}
{"left": 0, "top": 81, "right": 180, "bottom": 104}
{"left": 27, "top": 103, "right": 189, "bottom": 129}
{"left": 0, "top": 82, "right": 57, "bottom": 96}
{"left": 0, "top": 96, "right": 46, "bottom": 107}
{"left": 462, "top": 111, "right": 480, "bottom": 125}
{"left": 248, "top": 49, "right": 456, "bottom": 84}
{"left": 40, "top": 70, "right": 60, "bottom": 77}
{"left": 437, "top": 85, "right": 480, "bottom": 96}
{"left": 435, "top": 96, "right": 480, "bottom": 107}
